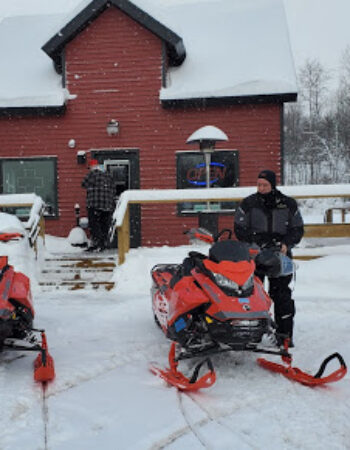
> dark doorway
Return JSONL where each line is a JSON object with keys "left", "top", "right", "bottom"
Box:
{"left": 91, "top": 149, "right": 140, "bottom": 248}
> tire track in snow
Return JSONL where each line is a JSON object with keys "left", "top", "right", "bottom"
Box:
{"left": 177, "top": 391, "right": 213, "bottom": 449}
{"left": 45, "top": 342, "right": 156, "bottom": 398}
{"left": 150, "top": 388, "right": 261, "bottom": 450}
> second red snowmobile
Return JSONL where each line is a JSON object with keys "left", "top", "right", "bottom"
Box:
{"left": 149, "top": 229, "right": 347, "bottom": 390}
{"left": 0, "top": 233, "right": 55, "bottom": 383}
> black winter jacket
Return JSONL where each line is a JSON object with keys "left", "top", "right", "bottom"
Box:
{"left": 234, "top": 189, "right": 304, "bottom": 250}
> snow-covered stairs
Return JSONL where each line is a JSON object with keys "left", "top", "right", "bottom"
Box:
{"left": 38, "top": 252, "right": 116, "bottom": 291}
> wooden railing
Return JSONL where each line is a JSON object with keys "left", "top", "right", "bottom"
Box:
{"left": 0, "top": 193, "right": 46, "bottom": 255}
{"left": 324, "top": 206, "right": 350, "bottom": 224}
{"left": 111, "top": 184, "right": 350, "bottom": 265}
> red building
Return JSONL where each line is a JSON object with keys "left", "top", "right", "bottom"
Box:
{"left": 0, "top": 0, "right": 297, "bottom": 247}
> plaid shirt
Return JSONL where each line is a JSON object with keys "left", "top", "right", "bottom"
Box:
{"left": 82, "top": 169, "right": 117, "bottom": 211}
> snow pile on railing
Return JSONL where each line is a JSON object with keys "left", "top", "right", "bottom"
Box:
{"left": 0, "top": 193, "right": 45, "bottom": 246}
{"left": 0, "top": 212, "right": 26, "bottom": 234}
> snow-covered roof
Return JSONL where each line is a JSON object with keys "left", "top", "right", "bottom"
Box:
{"left": 0, "top": 0, "right": 297, "bottom": 109}
{"left": 155, "top": 0, "right": 298, "bottom": 102}
{"left": 0, "top": 14, "right": 70, "bottom": 108}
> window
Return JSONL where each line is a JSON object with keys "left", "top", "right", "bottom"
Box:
{"left": 176, "top": 150, "right": 239, "bottom": 213}
{"left": 0, "top": 157, "right": 58, "bottom": 217}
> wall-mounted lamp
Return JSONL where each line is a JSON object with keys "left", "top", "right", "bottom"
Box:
{"left": 106, "top": 119, "right": 119, "bottom": 136}
{"left": 68, "top": 138, "right": 76, "bottom": 148}
{"left": 77, "top": 150, "right": 86, "bottom": 164}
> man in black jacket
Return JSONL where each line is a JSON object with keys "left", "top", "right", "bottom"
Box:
{"left": 82, "top": 159, "right": 117, "bottom": 251}
{"left": 234, "top": 170, "right": 304, "bottom": 346}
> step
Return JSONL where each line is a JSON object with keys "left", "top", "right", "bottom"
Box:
{"left": 44, "top": 258, "right": 116, "bottom": 268}
{"left": 39, "top": 280, "right": 115, "bottom": 291}
{"left": 38, "top": 252, "right": 117, "bottom": 291}
{"left": 38, "top": 270, "right": 113, "bottom": 283}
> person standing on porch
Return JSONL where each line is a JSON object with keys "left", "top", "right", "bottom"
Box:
{"left": 82, "top": 159, "right": 117, "bottom": 251}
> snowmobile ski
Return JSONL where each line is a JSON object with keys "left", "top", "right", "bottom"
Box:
{"left": 33, "top": 330, "right": 55, "bottom": 383}
{"left": 149, "top": 342, "right": 216, "bottom": 391}
{"left": 257, "top": 351, "right": 347, "bottom": 386}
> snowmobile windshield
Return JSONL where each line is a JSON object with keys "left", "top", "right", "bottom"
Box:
{"left": 209, "top": 241, "right": 251, "bottom": 263}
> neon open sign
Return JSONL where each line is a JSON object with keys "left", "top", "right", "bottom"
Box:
{"left": 186, "top": 162, "right": 227, "bottom": 186}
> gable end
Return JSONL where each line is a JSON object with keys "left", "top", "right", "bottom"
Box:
{"left": 42, "top": 0, "right": 186, "bottom": 73}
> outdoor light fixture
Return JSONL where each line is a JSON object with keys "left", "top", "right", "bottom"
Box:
{"left": 187, "top": 125, "right": 229, "bottom": 191}
{"left": 68, "top": 139, "right": 76, "bottom": 148}
{"left": 76, "top": 150, "right": 86, "bottom": 164}
{"left": 187, "top": 125, "right": 228, "bottom": 153}
{"left": 74, "top": 203, "right": 80, "bottom": 226}
{"left": 106, "top": 119, "right": 119, "bottom": 136}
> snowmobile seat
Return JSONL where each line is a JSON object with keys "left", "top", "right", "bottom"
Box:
{"left": 151, "top": 263, "right": 180, "bottom": 276}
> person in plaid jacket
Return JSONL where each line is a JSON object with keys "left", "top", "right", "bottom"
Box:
{"left": 82, "top": 159, "right": 117, "bottom": 251}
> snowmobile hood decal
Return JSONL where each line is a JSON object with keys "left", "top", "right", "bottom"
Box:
{"left": 213, "top": 310, "right": 271, "bottom": 320}
{"left": 202, "top": 283, "right": 222, "bottom": 303}
{"left": 0, "top": 278, "right": 11, "bottom": 302}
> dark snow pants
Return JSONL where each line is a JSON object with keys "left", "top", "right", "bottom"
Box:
{"left": 88, "top": 208, "right": 112, "bottom": 248}
{"left": 257, "top": 273, "right": 295, "bottom": 340}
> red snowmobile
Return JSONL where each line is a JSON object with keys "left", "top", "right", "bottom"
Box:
{"left": 150, "top": 229, "right": 347, "bottom": 391}
{"left": 0, "top": 233, "right": 55, "bottom": 383}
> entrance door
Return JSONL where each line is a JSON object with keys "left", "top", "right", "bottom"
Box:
{"left": 91, "top": 149, "right": 140, "bottom": 248}
{"left": 104, "top": 159, "right": 130, "bottom": 198}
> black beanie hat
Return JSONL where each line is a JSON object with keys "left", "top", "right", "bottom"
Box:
{"left": 258, "top": 170, "right": 276, "bottom": 189}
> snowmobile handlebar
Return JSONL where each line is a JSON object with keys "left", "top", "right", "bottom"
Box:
{"left": 213, "top": 229, "right": 232, "bottom": 242}
{"left": 184, "top": 228, "right": 234, "bottom": 245}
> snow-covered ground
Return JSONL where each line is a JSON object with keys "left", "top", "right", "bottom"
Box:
{"left": 0, "top": 230, "right": 349, "bottom": 449}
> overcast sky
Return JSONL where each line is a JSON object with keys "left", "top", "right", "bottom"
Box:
{"left": 283, "top": 0, "right": 350, "bottom": 78}
{"left": 0, "top": 0, "right": 349, "bottom": 82}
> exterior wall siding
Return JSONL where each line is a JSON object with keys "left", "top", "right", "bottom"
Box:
{"left": 0, "top": 6, "right": 282, "bottom": 247}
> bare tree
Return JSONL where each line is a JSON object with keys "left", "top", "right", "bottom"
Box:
{"left": 335, "top": 46, "right": 350, "bottom": 149}
{"left": 284, "top": 53, "right": 350, "bottom": 185}
{"left": 299, "top": 58, "right": 330, "bottom": 130}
